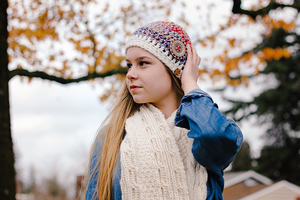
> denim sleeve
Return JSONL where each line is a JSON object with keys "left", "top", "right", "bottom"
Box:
{"left": 175, "top": 88, "right": 243, "bottom": 177}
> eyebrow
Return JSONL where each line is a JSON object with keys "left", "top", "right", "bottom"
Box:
{"left": 126, "top": 56, "right": 152, "bottom": 62}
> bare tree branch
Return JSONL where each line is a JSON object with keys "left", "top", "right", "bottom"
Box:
{"left": 9, "top": 68, "right": 128, "bottom": 84}
{"left": 232, "top": 0, "right": 298, "bottom": 19}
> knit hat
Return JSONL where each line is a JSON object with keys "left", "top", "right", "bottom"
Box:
{"left": 125, "top": 21, "right": 191, "bottom": 78}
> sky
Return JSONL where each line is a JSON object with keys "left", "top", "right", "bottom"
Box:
{"left": 10, "top": 78, "right": 108, "bottom": 192}
{"left": 8, "top": 0, "right": 270, "bottom": 197}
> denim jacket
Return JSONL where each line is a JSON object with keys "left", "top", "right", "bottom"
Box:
{"left": 86, "top": 89, "right": 243, "bottom": 200}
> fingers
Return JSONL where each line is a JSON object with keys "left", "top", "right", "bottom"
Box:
{"left": 191, "top": 45, "right": 201, "bottom": 66}
{"left": 186, "top": 44, "right": 200, "bottom": 70}
{"left": 186, "top": 44, "right": 192, "bottom": 64}
{"left": 181, "top": 44, "right": 201, "bottom": 94}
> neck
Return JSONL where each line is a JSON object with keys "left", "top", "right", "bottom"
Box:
{"left": 152, "top": 97, "right": 181, "bottom": 119}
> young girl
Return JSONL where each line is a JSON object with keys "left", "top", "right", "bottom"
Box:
{"left": 85, "top": 21, "right": 243, "bottom": 200}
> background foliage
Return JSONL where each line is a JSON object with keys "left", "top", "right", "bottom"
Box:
{"left": 1, "top": 0, "right": 300, "bottom": 199}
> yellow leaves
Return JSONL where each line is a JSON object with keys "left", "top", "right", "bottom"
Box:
{"left": 82, "top": 47, "right": 90, "bottom": 54}
{"left": 200, "top": 41, "right": 207, "bottom": 47}
{"left": 259, "top": 47, "right": 291, "bottom": 61}
{"left": 103, "top": 3, "right": 110, "bottom": 13}
{"left": 250, "top": 0, "right": 270, "bottom": 10}
{"left": 224, "top": 58, "right": 239, "bottom": 73}
{"left": 262, "top": 15, "right": 296, "bottom": 37}
{"left": 228, "top": 38, "right": 235, "bottom": 48}
{"left": 28, "top": 77, "right": 33, "bottom": 83}
{"left": 50, "top": 55, "right": 55, "bottom": 61}
{"left": 226, "top": 14, "right": 239, "bottom": 28}
{"left": 69, "top": 10, "right": 75, "bottom": 18}
{"left": 240, "top": 75, "right": 247, "bottom": 83}
{"left": 230, "top": 79, "right": 240, "bottom": 87}
{"left": 200, "top": 35, "right": 217, "bottom": 48}
{"left": 216, "top": 56, "right": 224, "bottom": 63}
{"left": 198, "top": 69, "right": 207, "bottom": 76}
{"left": 241, "top": 51, "right": 253, "bottom": 62}
{"left": 212, "top": 69, "right": 222, "bottom": 76}
{"left": 247, "top": 16, "right": 255, "bottom": 23}
{"left": 166, "top": 9, "right": 171, "bottom": 17}
{"left": 208, "top": 35, "right": 216, "bottom": 42}
{"left": 116, "top": 74, "right": 126, "bottom": 82}
{"left": 209, "top": 47, "right": 290, "bottom": 88}
{"left": 225, "top": 77, "right": 249, "bottom": 88}
{"left": 88, "top": 65, "right": 95, "bottom": 73}
{"left": 269, "top": 19, "right": 296, "bottom": 32}
{"left": 96, "top": 52, "right": 125, "bottom": 74}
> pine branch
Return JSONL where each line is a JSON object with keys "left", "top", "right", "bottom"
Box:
{"left": 9, "top": 68, "right": 128, "bottom": 84}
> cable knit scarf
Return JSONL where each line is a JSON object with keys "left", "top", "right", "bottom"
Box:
{"left": 120, "top": 105, "right": 207, "bottom": 200}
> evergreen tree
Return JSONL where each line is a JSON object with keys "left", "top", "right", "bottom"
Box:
{"left": 225, "top": 27, "right": 300, "bottom": 146}
{"left": 231, "top": 141, "right": 253, "bottom": 171}
{"left": 224, "top": 2, "right": 300, "bottom": 185}
{"left": 255, "top": 138, "right": 300, "bottom": 186}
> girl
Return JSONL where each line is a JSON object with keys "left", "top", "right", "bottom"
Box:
{"left": 85, "top": 21, "right": 243, "bottom": 200}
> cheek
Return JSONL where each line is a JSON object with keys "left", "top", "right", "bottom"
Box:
{"left": 125, "top": 79, "right": 130, "bottom": 87}
{"left": 125, "top": 79, "right": 131, "bottom": 93}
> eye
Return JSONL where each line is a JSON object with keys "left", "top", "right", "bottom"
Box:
{"left": 139, "top": 61, "right": 149, "bottom": 66}
{"left": 126, "top": 63, "right": 132, "bottom": 68}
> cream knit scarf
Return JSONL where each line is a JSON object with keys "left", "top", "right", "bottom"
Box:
{"left": 120, "top": 105, "right": 207, "bottom": 200}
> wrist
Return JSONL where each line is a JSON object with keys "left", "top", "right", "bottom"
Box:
{"left": 182, "top": 81, "right": 199, "bottom": 95}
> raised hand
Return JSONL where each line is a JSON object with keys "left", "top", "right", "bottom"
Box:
{"left": 180, "top": 44, "right": 201, "bottom": 94}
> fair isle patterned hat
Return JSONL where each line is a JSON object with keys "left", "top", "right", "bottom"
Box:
{"left": 125, "top": 21, "right": 191, "bottom": 78}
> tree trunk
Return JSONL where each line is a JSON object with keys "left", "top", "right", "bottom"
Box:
{"left": 0, "top": 1, "right": 16, "bottom": 200}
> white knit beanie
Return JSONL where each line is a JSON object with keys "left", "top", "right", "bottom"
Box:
{"left": 125, "top": 21, "right": 191, "bottom": 78}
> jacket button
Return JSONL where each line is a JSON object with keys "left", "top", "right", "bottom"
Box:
{"left": 176, "top": 111, "right": 180, "bottom": 115}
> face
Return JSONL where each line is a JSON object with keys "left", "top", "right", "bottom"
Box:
{"left": 126, "top": 47, "right": 177, "bottom": 107}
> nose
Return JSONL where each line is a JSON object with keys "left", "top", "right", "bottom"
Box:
{"left": 126, "top": 66, "right": 138, "bottom": 80}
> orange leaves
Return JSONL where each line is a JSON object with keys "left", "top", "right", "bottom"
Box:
{"left": 103, "top": 3, "right": 110, "bottom": 13}
{"left": 200, "top": 41, "right": 207, "bottom": 47}
{"left": 225, "top": 14, "right": 239, "bottom": 28}
{"left": 208, "top": 35, "right": 216, "bottom": 42}
{"left": 241, "top": 51, "right": 253, "bottom": 62}
{"left": 88, "top": 65, "right": 95, "bottom": 74}
{"left": 259, "top": 47, "right": 291, "bottom": 61}
{"left": 229, "top": 79, "right": 240, "bottom": 87}
{"left": 211, "top": 69, "right": 222, "bottom": 76}
{"left": 206, "top": 46, "right": 291, "bottom": 88}
{"left": 228, "top": 38, "right": 236, "bottom": 48}
{"left": 198, "top": 69, "right": 207, "bottom": 76}
{"left": 224, "top": 58, "right": 239, "bottom": 73}
{"left": 262, "top": 15, "right": 296, "bottom": 37}
{"left": 7, "top": 0, "right": 182, "bottom": 89}
{"left": 50, "top": 55, "right": 55, "bottom": 61}
{"left": 270, "top": 19, "right": 295, "bottom": 32}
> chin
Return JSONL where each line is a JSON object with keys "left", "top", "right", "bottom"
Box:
{"left": 133, "top": 99, "right": 146, "bottom": 104}
{"left": 132, "top": 97, "right": 149, "bottom": 104}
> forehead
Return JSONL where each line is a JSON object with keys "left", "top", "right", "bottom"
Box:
{"left": 126, "top": 47, "right": 156, "bottom": 59}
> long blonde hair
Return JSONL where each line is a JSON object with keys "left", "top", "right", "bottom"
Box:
{"left": 86, "top": 66, "right": 184, "bottom": 200}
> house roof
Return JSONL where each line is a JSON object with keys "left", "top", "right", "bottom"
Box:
{"left": 239, "top": 180, "right": 300, "bottom": 200}
{"left": 224, "top": 170, "right": 273, "bottom": 188}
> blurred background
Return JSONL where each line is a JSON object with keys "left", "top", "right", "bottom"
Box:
{"left": 1, "top": 0, "right": 300, "bottom": 199}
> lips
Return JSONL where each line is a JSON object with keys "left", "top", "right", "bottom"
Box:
{"left": 130, "top": 85, "right": 141, "bottom": 92}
